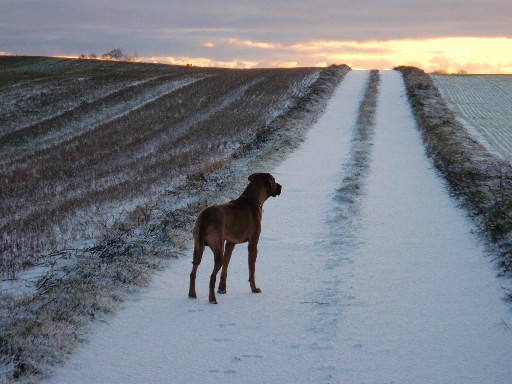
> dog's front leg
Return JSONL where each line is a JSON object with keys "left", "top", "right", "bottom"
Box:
{"left": 218, "top": 242, "right": 235, "bottom": 294}
{"left": 209, "top": 247, "right": 223, "bottom": 304}
{"left": 248, "top": 242, "right": 261, "bottom": 293}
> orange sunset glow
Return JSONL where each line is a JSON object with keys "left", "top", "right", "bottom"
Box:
{"left": 147, "top": 37, "right": 512, "bottom": 73}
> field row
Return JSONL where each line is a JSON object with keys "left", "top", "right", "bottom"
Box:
{"left": 0, "top": 56, "right": 338, "bottom": 279}
{"left": 432, "top": 74, "right": 512, "bottom": 162}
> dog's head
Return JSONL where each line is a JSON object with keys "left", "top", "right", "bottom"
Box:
{"left": 248, "top": 172, "right": 282, "bottom": 197}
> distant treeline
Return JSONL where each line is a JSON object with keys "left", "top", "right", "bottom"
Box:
{"left": 79, "top": 48, "right": 138, "bottom": 62}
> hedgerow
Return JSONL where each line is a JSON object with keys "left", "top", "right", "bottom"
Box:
{"left": 395, "top": 66, "right": 512, "bottom": 275}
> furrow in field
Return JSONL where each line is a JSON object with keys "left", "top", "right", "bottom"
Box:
{"left": 0, "top": 76, "right": 156, "bottom": 135}
{"left": 1, "top": 72, "right": 266, "bottom": 226}
{"left": 0, "top": 60, "right": 199, "bottom": 136}
{"left": 0, "top": 73, "right": 209, "bottom": 163}
{"left": 432, "top": 74, "right": 512, "bottom": 161}
{"left": 0, "top": 65, "right": 326, "bottom": 278}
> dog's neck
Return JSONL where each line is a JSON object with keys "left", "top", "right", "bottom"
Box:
{"left": 240, "top": 193, "right": 263, "bottom": 212}
{"left": 240, "top": 180, "right": 270, "bottom": 212}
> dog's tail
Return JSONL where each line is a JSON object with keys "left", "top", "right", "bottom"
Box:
{"left": 192, "top": 224, "right": 205, "bottom": 266}
{"left": 192, "top": 241, "right": 205, "bottom": 266}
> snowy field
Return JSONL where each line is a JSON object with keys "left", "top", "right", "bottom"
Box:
{"left": 45, "top": 71, "right": 512, "bottom": 384}
{"left": 432, "top": 74, "right": 512, "bottom": 162}
{"left": 0, "top": 57, "right": 326, "bottom": 280}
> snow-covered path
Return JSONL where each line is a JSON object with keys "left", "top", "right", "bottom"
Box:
{"left": 46, "top": 71, "right": 512, "bottom": 384}
{"left": 333, "top": 71, "right": 512, "bottom": 383}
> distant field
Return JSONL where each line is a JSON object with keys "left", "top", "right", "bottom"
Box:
{"left": 432, "top": 74, "right": 512, "bottom": 162}
{"left": 0, "top": 56, "right": 337, "bottom": 279}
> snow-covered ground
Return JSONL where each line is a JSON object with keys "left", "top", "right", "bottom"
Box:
{"left": 45, "top": 71, "right": 512, "bottom": 384}
{"left": 432, "top": 74, "right": 512, "bottom": 163}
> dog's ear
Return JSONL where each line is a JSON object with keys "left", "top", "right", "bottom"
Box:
{"left": 266, "top": 173, "right": 274, "bottom": 188}
{"left": 248, "top": 173, "right": 256, "bottom": 181}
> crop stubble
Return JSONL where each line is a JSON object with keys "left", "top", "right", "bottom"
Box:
{"left": 432, "top": 74, "right": 512, "bottom": 162}
{"left": 0, "top": 57, "right": 329, "bottom": 280}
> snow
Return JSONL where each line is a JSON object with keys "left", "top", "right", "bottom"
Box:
{"left": 45, "top": 71, "right": 512, "bottom": 384}
{"left": 432, "top": 74, "right": 512, "bottom": 163}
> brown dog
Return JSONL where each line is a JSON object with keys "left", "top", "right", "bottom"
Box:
{"left": 188, "top": 172, "right": 282, "bottom": 303}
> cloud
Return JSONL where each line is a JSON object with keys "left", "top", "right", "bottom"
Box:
{"left": 148, "top": 55, "right": 259, "bottom": 69}
{"left": 225, "top": 38, "right": 281, "bottom": 50}
{"left": 1, "top": 1, "right": 511, "bottom": 72}
{"left": 186, "top": 36, "right": 512, "bottom": 73}
{"left": 430, "top": 56, "right": 452, "bottom": 71}
{"left": 57, "top": 36, "right": 512, "bottom": 73}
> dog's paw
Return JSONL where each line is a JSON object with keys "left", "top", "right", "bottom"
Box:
{"left": 217, "top": 288, "right": 227, "bottom": 294}
{"left": 209, "top": 299, "right": 218, "bottom": 304}
{"left": 188, "top": 293, "right": 197, "bottom": 299}
{"left": 252, "top": 288, "right": 262, "bottom": 293}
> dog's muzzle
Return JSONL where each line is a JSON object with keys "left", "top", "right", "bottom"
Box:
{"left": 271, "top": 183, "right": 282, "bottom": 197}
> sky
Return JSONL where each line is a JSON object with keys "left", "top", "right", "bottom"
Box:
{"left": 1, "top": 0, "right": 511, "bottom": 73}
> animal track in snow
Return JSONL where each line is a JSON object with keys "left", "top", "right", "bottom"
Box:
{"left": 213, "top": 338, "right": 232, "bottom": 343}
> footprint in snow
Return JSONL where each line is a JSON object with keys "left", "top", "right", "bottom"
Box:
{"left": 240, "top": 354, "right": 263, "bottom": 359}
{"left": 209, "top": 369, "right": 237, "bottom": 375}
{"left": 223, "top": 370, "right": 237, "bottom": 375}
{"left": 217, "top": 322, "right": 236, "bottom": 328}
{"left": 213, "top": 338, "right": 232, "bottom": 343}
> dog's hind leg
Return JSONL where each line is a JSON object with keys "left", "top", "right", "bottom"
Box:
{"left": 248, "top": 241, "right": 261, "bottom": 293}
{"left": 188, "top": 241, "right": 204, "bottom": 299}
{"left": 218, "top": 241, "right": 235, "bottom": 294}
{"left": 209, "top": 244, "right": 223, "bottom": 304}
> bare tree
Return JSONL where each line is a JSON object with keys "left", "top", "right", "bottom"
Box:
{"left": 102, "top": 48, "right": 125, "bottom": 61}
